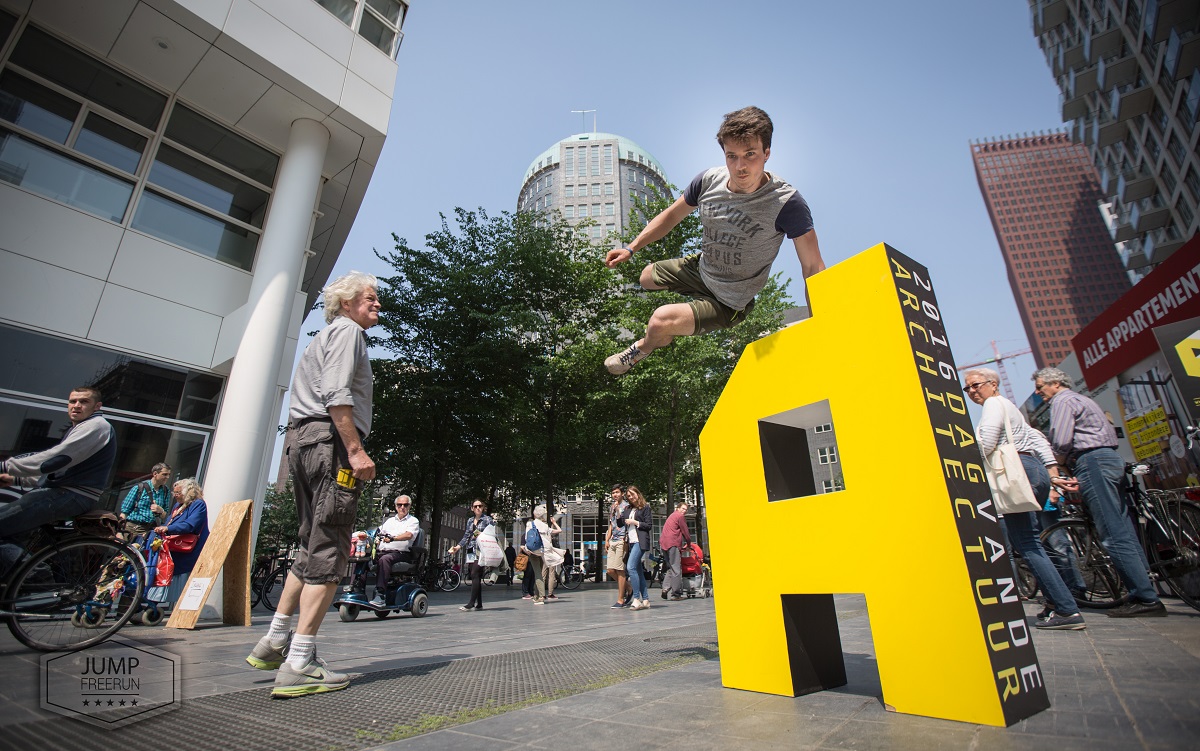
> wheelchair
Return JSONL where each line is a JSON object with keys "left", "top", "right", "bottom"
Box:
{"left": 333, "top": 528, "right": 428, "bottom": 621}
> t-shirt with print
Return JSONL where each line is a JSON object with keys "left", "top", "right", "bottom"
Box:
{"left": 682, "top": 167, "right": 814, "bottom": 310}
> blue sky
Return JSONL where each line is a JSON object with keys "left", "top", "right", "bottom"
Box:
{"left": 275, "top": 1, "right": 1072, "bottom": 472}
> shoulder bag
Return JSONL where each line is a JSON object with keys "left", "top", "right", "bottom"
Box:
{"left": 983, "top": 415, "right": 1043, "bottom": 515}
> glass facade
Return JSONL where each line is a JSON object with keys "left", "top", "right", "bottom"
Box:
{"left": 0, "top": 325, "right": 224, "bottom": 509}
{"left": 0, "top": 25, "right": 279, "bottom": 272}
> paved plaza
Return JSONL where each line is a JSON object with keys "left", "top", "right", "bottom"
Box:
{"left": 0, "top": 583, "right": 1196, "bottom": 750}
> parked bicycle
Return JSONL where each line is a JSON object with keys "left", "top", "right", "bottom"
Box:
{"left": 249, "top": 548, "right": 294, "bottom": 611}
{"left": 1039, "top": 462, "right": 1200, "bottom": 611}
{"left": 555, "top": 563, "right": 584, "bottom": 590}
{"left": 0, "top": 511, "right": 147, "bottom": 651}
{"left": 423, "top": 555, "right": 460, "bottom": 592}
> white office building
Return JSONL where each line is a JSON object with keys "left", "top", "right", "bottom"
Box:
{"left": 0, "top": 0, "right": 407, "bottom": 555}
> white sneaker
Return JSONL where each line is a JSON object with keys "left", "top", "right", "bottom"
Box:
{"left": 605, "top": 344, "right": 648, "bottom": 375}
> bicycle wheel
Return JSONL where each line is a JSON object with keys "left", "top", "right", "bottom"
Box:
{"left": 438, "top": 569, "right": 460, "bottom": 592}
{"left": 1148, "top": 499, "right": 1200, "bottom": 611}
{"left": 4, "top": 536, "right": 145, "bottom": 651}
{"left": 1013, "top": 555, "right": 1039, "bottom": 600}
{"left": 248, "top": 562, "right": 269, "bottom": 608}
{"left": 260, "top": 566, "right": 288, "bottom": 611}
{"left": 559, "top": 566, "right": 582, "bottom": 590}
{"left": 1040, "top": 519, "right": 1126, "bottom": 609}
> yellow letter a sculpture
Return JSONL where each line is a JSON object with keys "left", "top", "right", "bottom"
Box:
{"left": 699, "top": 243, "right": 1049, "bottom": 727}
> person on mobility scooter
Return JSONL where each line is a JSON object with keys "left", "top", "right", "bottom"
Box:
{"left": 334, "top": 494, "right": 428, "bottom": 621}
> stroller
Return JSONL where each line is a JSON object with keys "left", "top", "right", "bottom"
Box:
{"left": 679, "top": 543, "right": 711, "bottom": 598}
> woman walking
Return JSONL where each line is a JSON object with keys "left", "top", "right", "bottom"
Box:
{"left": 623, "top": 486, "right": 653, "bottom": 610}
{"left": 449, "top": 499, "right": 493, "bottom": 611}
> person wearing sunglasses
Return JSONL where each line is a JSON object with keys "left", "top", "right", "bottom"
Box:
{"left": 371, "top": 495, "right": 420, "bottom": 606}
{"left": 966, "top": 368, "right": 1085, "bottom": 631}
{"left": 450, "top": 500, "right": 494, "bottom": 611}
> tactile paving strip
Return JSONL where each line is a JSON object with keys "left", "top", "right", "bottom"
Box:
{"left": 1, "top": 624, "right": 718, "bottom": 751}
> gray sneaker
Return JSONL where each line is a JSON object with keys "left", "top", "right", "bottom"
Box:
{"left": 245, "top": 632, "right": 292, "bottom": 670}
{"left": 271, "top": 655, "right": 349, "bottom": 698}
{"left": 369, "top": 594, "right": 386, "bottom": 607}
{"left": 1035, "top": 612, "right": 1086, "bottom": 630}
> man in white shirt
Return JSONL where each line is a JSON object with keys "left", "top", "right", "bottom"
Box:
{"left": 372, "top": 494, "right": 420, "bottom": 606}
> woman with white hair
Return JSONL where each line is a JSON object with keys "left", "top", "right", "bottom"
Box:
{"left": 150, "top": 477, "right": 210, "bottom": 611}
{"left": 521, "top": 504, "right": 562, "bottom": 605}
{"left": 964, "top": 368, "right": 1085, "bottom": 631}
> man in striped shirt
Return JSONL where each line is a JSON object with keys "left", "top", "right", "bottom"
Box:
{"left": 1033, "top": 367, "right": 1165, "bottom": 618}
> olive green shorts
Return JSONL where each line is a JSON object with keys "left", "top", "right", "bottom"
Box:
{"left": 649, "top": 254, "right": 754, "bottom": 334}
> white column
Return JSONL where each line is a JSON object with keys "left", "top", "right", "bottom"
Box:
{"left": 200, "top": 118, "right": 329, "bottom": 617}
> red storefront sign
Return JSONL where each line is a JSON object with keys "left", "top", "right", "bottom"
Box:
{"left": 1072, "top": 235, "right": 1200, "bottom": 388}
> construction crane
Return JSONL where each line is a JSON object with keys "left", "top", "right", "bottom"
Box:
{"left": 957, "top": 341, "right": 1033, "bottom": 402}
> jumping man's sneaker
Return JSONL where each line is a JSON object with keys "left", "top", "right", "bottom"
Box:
{"left": 605, "top": 344, "right": 648, "bottom": 375}
{"left": 246, "top": 632, "right": 292, "bottom": 671}
{"left": 1034, "top": 612, "right": 1086, "bottom": 630}
{"left": 271, "top": 655, "right": 349, "bottom": 698}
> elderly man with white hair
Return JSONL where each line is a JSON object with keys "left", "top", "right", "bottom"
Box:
{"left": 246, "top": 271, "right": 381, "bottom": 696}
{"left": 1033, "top": 367, "right": 1165, "bottom": 619}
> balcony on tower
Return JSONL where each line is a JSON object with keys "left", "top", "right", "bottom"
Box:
{"left": 1092, "top": 109, "right": 1129, "bottom": 148}
{"left": 1111, "top": 83, "right": 1155, "bottom": 121}
{"left": 1063, "top": 63, "right": 1101, "bottom": 119}
{"left": 1142, "top": 225, "right": 1186, "bottom": 263}
{"left": 1164, "top": 28, "right": 1200, "bottom": 80}
{"left": 1084, "top": 24, "right": 1123, "bottom": 64}
{"left": 1130, "top": 195, "right": 1170, "bottom": 235}
{"left": 1117, "top": 165, "right": 1157, "bottom": 203}
{"left": 1144, "top": 0, "right": 1200, "bottom": 45}
{"left": 1097, "top": 51, "right": 1137, "bottom": 90}
{"left": 1034, "top": 0, "right": 1069, "bottom": 36}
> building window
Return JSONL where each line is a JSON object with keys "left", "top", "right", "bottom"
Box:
{"left": 565, "top": 185, "right": 574, "bottom": 198}
{"left": 591, "top": 145, "right": 599, "bottom": 176}
{"left": 591, "top": 183, "right": 600, "bottom": 196}
{"left": 131, "top": 104, "right": 278, "bottom": 271}
{"left": 818, "top": 447, "right": 838, "bottom": 465}
{"left": 604, "top": 143, "right": 613, "bottom": 175}
{"left": 821, "top": 479, "right": 844, "bottom": 493}
{"left": 578, "top": 204, "right": 587, "bottom": 217}
{"left": 814, "top": 423, "right": 833, "bottom": 433}
{"left": 1, "top": 29, "right": 280, "bottom": 272}
{"left": 604, "top": 203, "right": 614, "bottom": 216}
{"left": 315, "top": 0, "right": 408, "bottom": 58}
{"left": 604, "top": 182, "right": 614, "bottom": 195}
{"left": 592, "top": 203, "right": 600, "bottom": 217}
{"left": 606, "top": 223, "right": 615, "bottom": 234}
{"left": 564, "top": 205, "right": 574, "bottom": 218}
{"left": 591, "top": 226, "right": 601, "bottom": 239}
{"left": 564, "top": 148, "right": 574, "bottom": 178}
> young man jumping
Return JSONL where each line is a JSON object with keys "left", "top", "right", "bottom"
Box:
{"left": 604, "top": 106, "right": 826, "bottom": 374}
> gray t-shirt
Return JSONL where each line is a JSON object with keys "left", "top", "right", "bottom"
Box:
{"left": 289, "top": 314, "right": 374, "bottom": 438}
{"left": 683, "top": 167, "right": 814, "bottom": 310}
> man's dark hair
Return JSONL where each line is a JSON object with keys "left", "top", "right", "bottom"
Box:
{"left": 611, "top": 483, "right": 625, "bottom": 492}
{"left": 151, "top": 462, "right": 171, "bottom": 475}
{"left": 717, "top": 106, "right": 774, "bottom": 151}
{"left": 70, "top": 386, "right": 102, "bottom": 402}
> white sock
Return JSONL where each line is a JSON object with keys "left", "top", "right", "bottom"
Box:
{"left": 287, "top": 634, "right": 316, "bottom": 669}
{"left": 267, "top": 613, "right": 293, "bottom": 644}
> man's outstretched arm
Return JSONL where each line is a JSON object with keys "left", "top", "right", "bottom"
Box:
{"left": 605, "top": 196, "right": 695, "bottom": 268}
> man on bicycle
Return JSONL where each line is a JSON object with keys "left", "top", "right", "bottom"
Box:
{"left": 1034, "top": 367, "right": 1166, "bottom": 618}
{"left": 0, "top": 387, "right": 116, "bottom": 540}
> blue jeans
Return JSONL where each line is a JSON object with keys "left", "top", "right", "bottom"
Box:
{"left": 1073, "top": 448, "right": 1158, "bottom": 603}
{"left": 0, "top": 486, "right": 97, "bottom": 539}
{"left": 1009, "top": 456, "right": 1080, "bottom": 615}
{"left": 1038, "top": 506, "right": 1088, "bottom": 593}
{"left": 627, "top": 541, "right": 648, "bottom": 601}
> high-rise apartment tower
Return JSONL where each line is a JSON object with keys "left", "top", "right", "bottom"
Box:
{"left": 1029, "top": 0, "right": 1199, "bottom": 278}
{"left": 971, "top": 133, "right": 1133, "bottom": 368}
{"left": 518, "top": 132, "right": 670, "bottom": 241}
